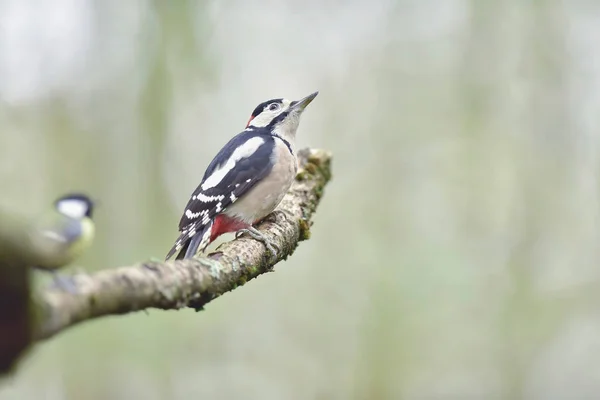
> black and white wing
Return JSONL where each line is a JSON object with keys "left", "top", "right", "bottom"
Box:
{"left": 165, "top": 130, "right": 275, "bottom": 260}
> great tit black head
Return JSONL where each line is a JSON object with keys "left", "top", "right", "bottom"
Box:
{"left": 54, "top": 193, "right": 95, "bottom": 219}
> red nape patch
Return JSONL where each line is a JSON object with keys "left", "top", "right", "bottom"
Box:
{"left": 245, "top": 116, "right": 254, "bottom": 128}
{"left": 211, "top": 214, "right": 250, "bottom": 242}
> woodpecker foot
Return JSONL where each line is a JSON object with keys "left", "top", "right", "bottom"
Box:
{"left": 235, "top": 227, "right": 279, "bottom": 257}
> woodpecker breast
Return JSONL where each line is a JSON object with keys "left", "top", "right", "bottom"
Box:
{"left": 224, "top": 136, "right": 297, "bottom": 224}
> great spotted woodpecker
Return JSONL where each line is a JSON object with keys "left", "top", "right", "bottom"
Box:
{"left": 165, "top": 91, "right": 318, "bottom": 260}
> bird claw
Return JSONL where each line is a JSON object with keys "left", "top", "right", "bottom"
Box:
{"left": 264, "top": 241, "right": 279, "bottom": 258}
{"left": 235, "top": 228, "right": 280, "bottom": 258}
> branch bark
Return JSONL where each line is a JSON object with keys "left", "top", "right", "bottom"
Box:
{"left": 33, "top": 148, "right": 332, "bottom": 341}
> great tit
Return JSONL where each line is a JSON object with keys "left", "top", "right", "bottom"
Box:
{"left": 28, "top": 193, "right": 95, "bottom": 272}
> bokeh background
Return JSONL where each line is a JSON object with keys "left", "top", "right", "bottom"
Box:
{"left": 1, "top": 0, "right": 600, "bottom": 398}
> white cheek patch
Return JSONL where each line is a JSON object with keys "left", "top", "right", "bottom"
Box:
{"left": 248, "top": 100, "right": 292, "bottom": 128}
{"left": 201, "top": 136, "right": 266, "bottom": 190}
{"left": 248, "top": 113, "right": 274, "bottom": 128}
{"left": 57, "top": 199, "right": 87, "bottom": 219}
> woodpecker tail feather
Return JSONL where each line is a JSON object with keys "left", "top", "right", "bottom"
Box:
{"left": 165, "top": 247, "right": 177, "bottom": 261}
{"left": 183, "top": 221, "right": 213, "bottom": 259}
{"left": 165, "top": 221, "right": 213, "bottom": 261}
{"left": 174, "top": 240, "right": 190, "bottom": 260}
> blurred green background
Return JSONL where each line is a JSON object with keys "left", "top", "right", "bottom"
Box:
{"left": 2, "top": 0, "right": 600, "bottom": 398}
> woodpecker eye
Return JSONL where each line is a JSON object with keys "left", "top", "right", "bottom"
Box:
{"left": 267, "top": 103, "right": 281, "bottom": 112}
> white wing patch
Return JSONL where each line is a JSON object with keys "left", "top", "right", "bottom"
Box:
{"left": 185, "top": 208, "right": 211, "bottom": 225}
{"left": 201, "top": 137, "right": 266, "bottom": 190}
{"left": 185, "top": 209, "right": 201, "bottom": 219}
{"left": 194, "top": 193, "right": 225, "bottom": 202}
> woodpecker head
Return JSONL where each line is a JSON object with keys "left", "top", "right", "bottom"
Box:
{"left": 54, "top": 193, "right": 95, "bottom": 219}
{"left": 245, "top": 91, "right": 318, "bottom": 142}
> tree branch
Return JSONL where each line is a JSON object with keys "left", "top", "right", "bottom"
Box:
{"left": 33, "top": 148, "right": 332, "bottom": 341}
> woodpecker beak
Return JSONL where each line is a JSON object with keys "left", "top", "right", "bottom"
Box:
{"left": 291, "top": 91, "right": 318, "bottom": 112}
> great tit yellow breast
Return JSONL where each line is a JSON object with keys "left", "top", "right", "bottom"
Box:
{"left": 29, "top": 214, "right": 94, "bottom": 270}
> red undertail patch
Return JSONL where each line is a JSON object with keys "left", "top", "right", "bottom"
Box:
{"left": 210, "top": 214, "right": 250, "bottom": 243}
